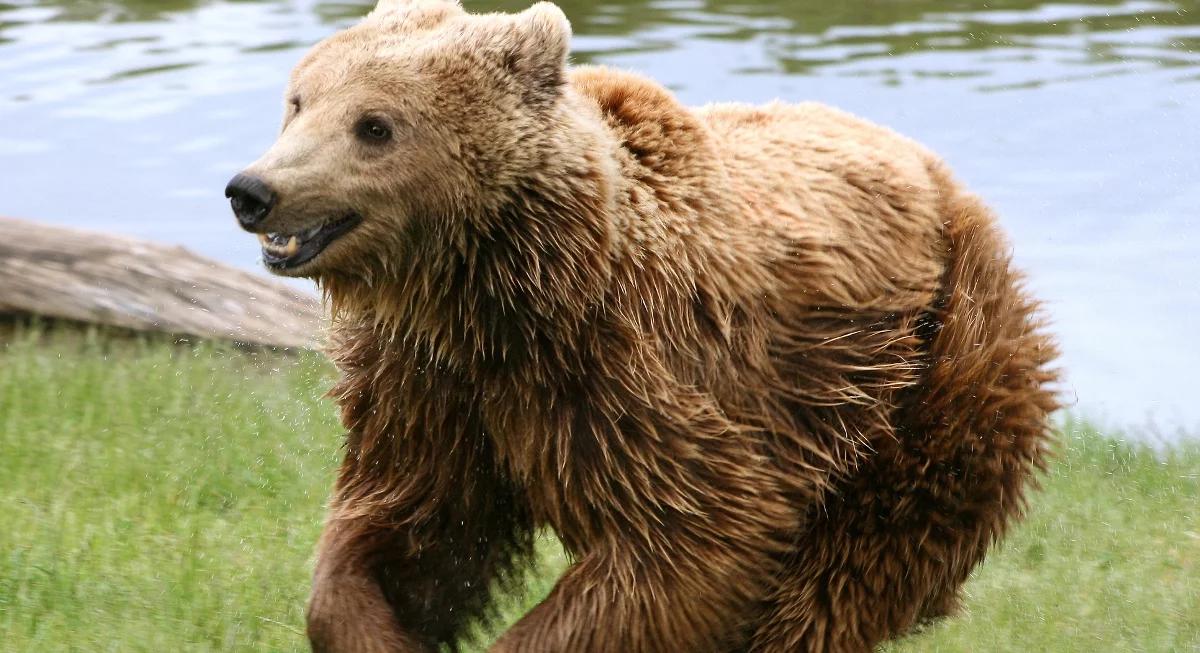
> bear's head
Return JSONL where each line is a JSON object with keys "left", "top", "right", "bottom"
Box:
{"left": 225, "top": 0, "right": 582, "bottom": 280}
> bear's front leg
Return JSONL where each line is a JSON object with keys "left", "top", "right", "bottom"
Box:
{"left": 490, "top": 520, "right": 784, "bottom": 653}
{"left": 489, "top": 399, "right": 797, "bottom": 653}
{"left": 307, "top": 448, "right": 535, "bottom": 653}
{"left": 307, "top": 518, "right": 431, "bottom": 653}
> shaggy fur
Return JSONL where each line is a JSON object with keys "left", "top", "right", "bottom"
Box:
{"left": 232, "top": 1, "right": 1060, "bottom": 651}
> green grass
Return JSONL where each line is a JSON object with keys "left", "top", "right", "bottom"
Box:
{"left": 885, "top": 420, "right": 1200, "bottom": 653}
{"left": 1, "top": 327, "right": 1197, "bottom": 652}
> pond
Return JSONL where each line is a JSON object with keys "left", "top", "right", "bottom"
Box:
{"left": 1, "top": 0, "right": 1197, "bottom": 435}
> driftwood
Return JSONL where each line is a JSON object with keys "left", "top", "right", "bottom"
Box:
{"left": 0, "top": 217, "right": 322, "bottom": 349}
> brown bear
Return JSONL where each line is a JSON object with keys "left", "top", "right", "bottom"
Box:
{"left": 225, "top": 1, "right": 1060, "bottom": 651}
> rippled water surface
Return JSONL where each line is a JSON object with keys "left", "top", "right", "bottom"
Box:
{"left": 1, "top": 0, "right": 1197, "bottom": 433}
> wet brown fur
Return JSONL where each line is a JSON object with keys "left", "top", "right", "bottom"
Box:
{"left": 237, "top": 1, "right": 1060, "bottom": 651}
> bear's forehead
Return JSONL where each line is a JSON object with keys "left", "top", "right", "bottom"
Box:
{"left": 289, "top": 32, "right": 424, "bottom": 96}
{"left": 370, "top": 0, "right": 466, "bottom": 33}
{"left": 284, "top": 2, "right": 543, "bottom": 109}
{"left": 291, "top": 11, "right": 482, "bottom": 88}
{"left": 317, "top": 0, "right": 479, "bottom": 58}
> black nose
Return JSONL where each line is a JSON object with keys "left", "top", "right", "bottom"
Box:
{"left": 225, "top": 172, "right": 276, "bottom": 229}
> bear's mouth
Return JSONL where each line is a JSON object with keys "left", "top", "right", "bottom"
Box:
{"left": 258, "top": 213, "right": 362, "bottom": 271}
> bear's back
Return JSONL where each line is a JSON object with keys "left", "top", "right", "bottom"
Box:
{"left": 701, "top": 100, "right": 950, "bottom": 309}
{"left": 571, "top": 65, "right": 951, "bottom": 314}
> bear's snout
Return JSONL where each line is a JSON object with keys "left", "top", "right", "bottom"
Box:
{"left": 225, "top": 172, "right": 277, "bottom": 231}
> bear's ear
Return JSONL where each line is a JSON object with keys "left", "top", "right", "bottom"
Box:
{"left": 370, "top": 0, "right": 411, "bottom": 15}
{"left": 370, "top": 0, "right": 460, "bottom": 18}
{"left": 504, "top": 2, "right": 572, "bottom": 103}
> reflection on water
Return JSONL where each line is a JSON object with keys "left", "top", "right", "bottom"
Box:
{"left": 0, "top": 0, "right": 1197, "bottom": 434}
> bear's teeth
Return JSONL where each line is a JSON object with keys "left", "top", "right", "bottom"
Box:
{"left": 257, "top": 232, "right": 287, "bottom": 247}
{"left": 257, "top": 232, "right": 299, "bottom": 257}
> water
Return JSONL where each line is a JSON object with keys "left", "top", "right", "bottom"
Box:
{"left": 1, "top": 0, "right": 1197, "bottom": 435}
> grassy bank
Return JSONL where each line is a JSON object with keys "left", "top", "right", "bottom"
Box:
{"left": 1, "top": 329, "right": 1196, "bottom": 652}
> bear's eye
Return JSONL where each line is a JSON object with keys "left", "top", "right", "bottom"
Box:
{"left": 355, "top": 116, "right": 393, "bottom": 144}
{"left": 289, "top": 96, "right": 301, "bottom": 113}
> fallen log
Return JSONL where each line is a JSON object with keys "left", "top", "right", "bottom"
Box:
{"left": 0, "top": 217, "right": 322, "bottom": 349}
